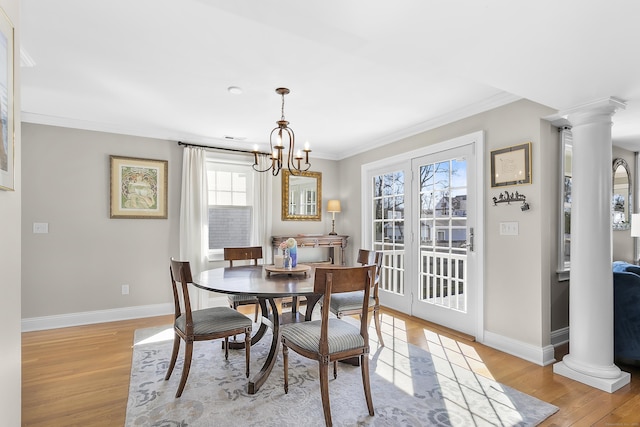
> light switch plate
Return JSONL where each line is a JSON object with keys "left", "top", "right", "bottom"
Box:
{"left": 500, "top": 221, "right": 519, "bottom": 236}
{"left": 33, "top": 222, "right": 49, "bottom": 234}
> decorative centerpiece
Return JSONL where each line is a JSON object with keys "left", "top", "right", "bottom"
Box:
{"left": 279, "top": 237, "right": 298, "bottom": 268}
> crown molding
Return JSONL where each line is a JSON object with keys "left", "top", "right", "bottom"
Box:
{"left": 336, "top": 92, "right": 521, "bottom": 160}
{"left": 22, "top": 92, "right": 519, "bottom": 162}
{"left": 21, "top": 112, "right": 338, "bottom": 160}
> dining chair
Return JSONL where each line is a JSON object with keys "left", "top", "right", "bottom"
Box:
{"left": 224, "top": 246, "right": 262, "bottom": 321}
{"left": 166, "top": 258, "right": 252, "bottom": 398}
{"left": 325, "top": 249, "right": 385, "bottom": 346}
{"left": 281, "top": 265, "right": 376, "bottom": 427}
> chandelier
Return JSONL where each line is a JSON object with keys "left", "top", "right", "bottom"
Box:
{"left": 252, "top": 87, "right": 311, "bottom": 176}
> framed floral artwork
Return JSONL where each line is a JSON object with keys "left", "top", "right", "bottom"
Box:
{"left": 0, "top": 8, "right": 14, "bottom": 191}
{"left": 110, "top": 155, "right": 168, "bottom": 219}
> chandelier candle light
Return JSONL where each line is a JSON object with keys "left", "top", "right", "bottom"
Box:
{"left": 252, "top": 88, "right": 311, "bottom": 176}
{"left": 327, "top": 199, "right": 341, "bottom": 235}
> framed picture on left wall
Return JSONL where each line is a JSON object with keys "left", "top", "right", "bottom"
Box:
{"left": 110, "top": 156, "right": 168, "bottom": 219}
{"left": 0, "top": 8, "right": 14, "bottom": 191}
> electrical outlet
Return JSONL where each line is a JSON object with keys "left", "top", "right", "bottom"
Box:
{"left": 122, "top": 284, "right": 130, "bottom": 295}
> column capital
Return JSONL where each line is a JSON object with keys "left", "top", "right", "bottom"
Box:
{"left": 561, "top": 97, "right": 626, "bottom": 128}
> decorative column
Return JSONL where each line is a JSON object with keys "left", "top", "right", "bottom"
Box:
{"left": 553, "top": 97, "right": 630, "bottom": 392}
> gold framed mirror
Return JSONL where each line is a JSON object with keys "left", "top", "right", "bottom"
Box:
{"left": 282, "top": 170, "right": 322, "bottom": 221}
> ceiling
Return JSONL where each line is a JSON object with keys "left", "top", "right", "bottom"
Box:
{"left": 19, "top": 0, "right": 640, "bottom": 160}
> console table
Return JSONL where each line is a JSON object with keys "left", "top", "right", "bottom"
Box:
{"left": 271, "top": 235, "right": 349, "bottom": 265}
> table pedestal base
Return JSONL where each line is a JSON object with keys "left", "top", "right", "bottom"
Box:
{"left": 228, "top": 295, "right": 321, "bottom": 394}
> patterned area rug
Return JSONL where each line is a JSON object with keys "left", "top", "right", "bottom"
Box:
{"left": 126, "top": 322, "right": 558, "bottom": 427}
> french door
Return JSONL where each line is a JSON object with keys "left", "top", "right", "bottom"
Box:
{"left": 365, "top": 132, "right": 482, "bottom": 337}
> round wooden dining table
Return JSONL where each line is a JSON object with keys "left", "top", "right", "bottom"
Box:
{"left": 193, "top": 264, "right": 321, "bottom": 394}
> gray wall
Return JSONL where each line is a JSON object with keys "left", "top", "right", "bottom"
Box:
{"left": 270, "top": 157, "right": 342, "bottom": 263}
{"left": 1, "top": 0, "right": 20, "bottom": 423}
{"left": 21, "top": 123, "right": 342, "bottom": 317}
{"left": 22, "top": 124, "right": 181, "bottom": 318}
{"left": 22, "top": 99, "right": 577, "bottom": 354}
{"left": 338, "top": 99, "right": 558, "bottom": 348}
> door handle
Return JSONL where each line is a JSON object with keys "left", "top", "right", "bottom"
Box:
{"left": 461, "top": 227, "right": 474, "bottom": 252}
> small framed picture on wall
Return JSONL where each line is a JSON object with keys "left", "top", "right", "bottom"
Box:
{"left": 110, "top": 155, "right": 168, "bottom": 219}
{"left": 490, "top": 142, "right": 532, "bottom": 187}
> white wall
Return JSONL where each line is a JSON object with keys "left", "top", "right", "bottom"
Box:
{"left": 0, "top": 0, "right": 20, "bottom": 423}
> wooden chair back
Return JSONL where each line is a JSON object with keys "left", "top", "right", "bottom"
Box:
{"left": 357, "top": 249, "right": 383, "bottom": 296}
{"left": 169, "top": 258, "right": 194, "bottom": 334}
{"left": 167, "top": 258, "right": 253, "bottom": 398}
{"left": 224, "top": 246, "right": 263, "bottom": 267}
{"left": 314, "top": 265, "right": 376, "bottom": 352}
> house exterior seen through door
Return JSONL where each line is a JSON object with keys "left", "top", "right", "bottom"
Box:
{"left": 363, "top": 132, "right": 483, "bottom": 338}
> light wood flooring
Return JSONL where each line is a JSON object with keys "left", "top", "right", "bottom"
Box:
{"left": 22, "top": 307, "right": 640, "bottom": 426}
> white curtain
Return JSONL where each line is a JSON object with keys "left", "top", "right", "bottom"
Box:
{"left": 252, "top": 155, "right": 273, "bottom": 263}
{"left": 179, "top": 146, "right": 209, "bottom": 309}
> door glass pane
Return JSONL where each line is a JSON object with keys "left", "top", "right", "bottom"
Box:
{"left": 372, "top": 171, "right": 405, "bottom": 296}
{"left": 434, "top": 161, "right": 450, "bottom": 191}
{"left": 421, "top": 192, "right": 434, "bottom": 218}
{"left": 420, "top": 220, "right": 433, "bottom": 247}
{"left": 420, "top": 164, "right": 434, "bottom": 192}
{"left": 419, "top": 159, "right": 468, "bottom": 313}
{"left": 374, "top": 176, "right": 383, "bottom": 198}
{"left": 394, "top": 196, "right": 405, "bottom": 219}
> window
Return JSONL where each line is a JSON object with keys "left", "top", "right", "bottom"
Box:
{"left": 372, "top": 171, "right": 406, "bottom": 295}
{"left": 206, "top": 159, "right": 254, "bottom": 257}
{"left": 558, "top": 126, "right": 572, "bottom": 280}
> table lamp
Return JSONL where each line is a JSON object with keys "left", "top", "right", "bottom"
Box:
{"left": 327, "top": 200, "right": 341, "bottom": 235}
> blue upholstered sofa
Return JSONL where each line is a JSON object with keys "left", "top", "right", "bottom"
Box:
{"left": 612, "top": 261, "right": 640, "bottom": 365}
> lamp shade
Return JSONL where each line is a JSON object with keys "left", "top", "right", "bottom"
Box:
{"left": 327, "top": 200, "right": 341, "bottom": 213}
{"left": 632, "top": 213, "right": 640, "bottom": 237}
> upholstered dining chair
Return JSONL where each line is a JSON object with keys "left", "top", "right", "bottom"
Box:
{"left": 166, "top": 258, "right": 252, "bottom": 398}
{"left": 325, "top": 249, "right": 385, "bottom": 346}
{"left": 281, "top": 265, "right": 376, "bottom": 427}
{"left": 224, "top": 246, "right": 262, "bottom": 321}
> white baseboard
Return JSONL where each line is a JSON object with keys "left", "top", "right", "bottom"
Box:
{"left": 551, "top": 326, "right": 569, "bottom": 347}
{"left": 21, "top": 303, "right": 174, "bottom": 332}
{"left": 21, "top": 297, "right": 231, "bottom": 332}
{"left": 482, "top": 330, "right": 556, "bottom": 366}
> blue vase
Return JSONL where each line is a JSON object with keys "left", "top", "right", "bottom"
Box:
{"left": 290, "top": 245, "right": 297, "bottom": 267}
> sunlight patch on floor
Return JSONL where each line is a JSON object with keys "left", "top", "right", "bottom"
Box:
{"left": 134, "top": 327, "right": 174, "bottom": 346}
{"left": 423, "top": 326, "right": 525, "bottom": 425}
{"left": 371, "top": 313, "right": 526, "bottom": 424}
{"left": 424, "top": 328, "right": 495, "bottom": 381}
{"left": 371, "top": 314, "right": 417, "bottom": 395}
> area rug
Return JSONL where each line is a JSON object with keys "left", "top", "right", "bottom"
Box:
{"left": 126, "top": 323, "right": 558, "bottom": 427}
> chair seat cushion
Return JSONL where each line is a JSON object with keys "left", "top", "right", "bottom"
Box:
{"left": 228, "top": 294, "right": 259, "bottom": 303}
{"left": 281, "top": 318, "right": 365, "bottom": 354}
{"left": 175, "top": 306, "right": 252, "bottom": 336}
{"left": 327, "top": 291, "right": 375, "bottom": 314}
